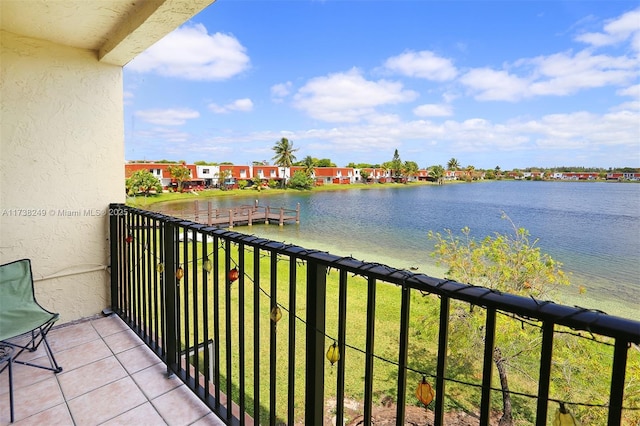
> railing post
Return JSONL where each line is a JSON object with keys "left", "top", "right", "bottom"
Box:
{"left": 164, "top": 222, "right": 179, "bottom": 375}
{"left": 395, "top": 285, "right": 411, "bottom": 423}
{"left": 480, "top": 308, "right": 497, "bottom": 425}
{"left": 108, "top": 204, "right": 120, "bottom": 313}
{"left": 608, "top": 339, "right": 629, "bottom": 425}
{"left": 305, "top": 260, "right": 327, "bottom": 426}
{"left": 535, "top": 322, "right": 554, "bottom": 425}
{"left": 434, "top": 296, "right": 449, "bottom": 426}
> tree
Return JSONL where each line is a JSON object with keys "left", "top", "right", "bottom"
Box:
{"left": 429, "top": 165, "right": 445, "bottom": 185}
{"left": 301, "top": 155, "right": 316, "bottom": 177}
{"left": 360, "top": 169, "right": 370, "bottom": 183}
{"left": 447, "top": 158, "right": 460, "bottom": 171}
{"left": 272, "top": 138, "right": 299, "bottom": 188}
{"left": 402, "top": 161, "right": 419, "bottom": 182}
{"left": 288, "top": 170, "right": 314, "bottom": 190}
{"left": 272, "top": 137, "right": 298, "bottom": 168}
{"left": 316, "top": 158, "right": 336, "bottom": 167}
{"left": 126, "top": 170, "right": 162, "bottom": 196}
{"left": 216, "top": 169, "right": 233, "bottom": 190}
{"left": 166, "top": 164, "right": 191, "bottom": 192}
{"left": 465, "top": 165, "right": 475, "bottom": 182}
{"left": 390, "top": 149, "right": 403, "bottom": 181}
{"left": 428, "top": 214, "right": 570, "bottom": 425}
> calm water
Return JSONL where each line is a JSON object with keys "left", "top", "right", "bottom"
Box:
{"left": 153, "top": 181, "right": 640, "bottom": 319}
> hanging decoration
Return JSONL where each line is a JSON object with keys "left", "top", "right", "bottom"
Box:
{"left": 175, "top": 266, "right": 184, "bottom": 281}
{"left": 415, "top": 375, "right": 434, "bottom": 406}
{"left": 203, "top": 257, "right": 213, "bottom": 273}
{"left": 326, "top": 341, "right": 340, "bottom": 366}
{"left": 553, "top": 402, "right": 578, "bottom": 426}
{"left": 228, "top": 267, "right": 239, "bottom": 282}
{"left": 156, "top": 263, "right": 164, "bottom": 273}
{"left": 125, "top": 235, "right": 133, "bottom": 243}
{"left": 270, "top": 306, "right": 282, "bottom": 324}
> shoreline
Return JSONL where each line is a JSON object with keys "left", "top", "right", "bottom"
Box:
{"left": 242, "top": 224, "right": 637, "bottom": 321}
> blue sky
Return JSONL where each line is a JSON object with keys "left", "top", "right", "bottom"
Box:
{"left": 123, "top": 1, "right": 640, "bottom": 170}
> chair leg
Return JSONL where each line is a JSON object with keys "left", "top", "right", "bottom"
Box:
{"left": 8, "top": 356, "right": 14, "bottom": 423}
{"left": 8, "top": 325, "right": 62, "bottom": 373}
{"left": 1, "top": 345, "right": 15, "bottom": 423}
{"left": 41, "top": 334, "right": 62, "bottom": 373}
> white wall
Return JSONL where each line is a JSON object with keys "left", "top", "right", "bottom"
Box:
{"left": 0, "top": 31, "right": 125, "bottom": 322}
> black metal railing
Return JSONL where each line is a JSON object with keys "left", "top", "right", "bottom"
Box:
{"left": 109, "top": 204, "right": 640, "bottom": 425}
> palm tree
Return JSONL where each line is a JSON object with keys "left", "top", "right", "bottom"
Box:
{"left": 272, "top": 138, "right": 299, "bottom": 188}
{"left": 447, "top": 158, "right": 459, "bottom": 171}
{"left": 301, "top": 155, "right": 316, "bottom": 177}
{"left": 429, "top": 165, "right": 445, "bottom": 185}
{"left": 166, "top": 163, "right": 192, "bottom": 192}
{"left": 272, "top": 137, "right": 298, "bottom": 167}
{"left": 465, "top": 165, "right": 475, "bottom": 181}
{"left": 402, "top": 161, "right": 419, "bottom": 182}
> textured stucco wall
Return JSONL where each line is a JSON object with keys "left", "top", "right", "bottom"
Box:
{"left": 0, "top": 30, "right": 126, "bottom": 322}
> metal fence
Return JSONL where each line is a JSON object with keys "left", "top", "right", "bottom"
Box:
{"left": 109, "top": 203, "right": 640, "bottom": 425}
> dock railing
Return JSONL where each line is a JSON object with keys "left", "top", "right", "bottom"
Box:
{"left": 183, "top": 201, "right": 299, "bottom": 228}
{"left": 109, "top": 204, "right": 640, "bottom": 425}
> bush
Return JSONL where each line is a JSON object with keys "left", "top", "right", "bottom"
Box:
{"left": 288, "top": 171, "right": 314, "bottom": 190}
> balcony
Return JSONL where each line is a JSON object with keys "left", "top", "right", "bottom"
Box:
{"left": 0, "top": 315, "right": 224, "bottom": 425}
{"left": 2, "top": 204, "right": 639, "bottom": 425}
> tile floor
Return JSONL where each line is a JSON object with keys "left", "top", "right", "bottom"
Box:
{"left": 0, "top": 315, "right": 225, "bottom": 425}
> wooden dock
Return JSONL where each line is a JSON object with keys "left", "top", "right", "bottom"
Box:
{"left": 184, "top": 200, "right": 300, "bottom": 228}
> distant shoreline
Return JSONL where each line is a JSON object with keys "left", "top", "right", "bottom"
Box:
{"left": 126, "top": 178, "right": 638, "bottom": 209}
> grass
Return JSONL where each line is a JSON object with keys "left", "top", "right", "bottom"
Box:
{"left": 125, "top": 181, "right": 437, "bottom": 209}
{"left": 156, "top": 238, "right": 640, "bottom": 425}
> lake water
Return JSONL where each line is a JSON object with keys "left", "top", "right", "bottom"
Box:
{"left": 152, "top": 181, "right": 640, "bottom": 320}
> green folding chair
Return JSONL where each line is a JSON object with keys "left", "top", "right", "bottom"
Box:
{"left": 0, "top": 259, "right": 63, "bottom": 422}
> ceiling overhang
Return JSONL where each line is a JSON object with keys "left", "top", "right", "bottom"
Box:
{"left": 1, "top": 0, "right": 215, "bottom": 66}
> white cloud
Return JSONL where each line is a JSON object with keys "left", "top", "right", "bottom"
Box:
{"left": 271, "top": 82, "right": 293, "bottom": 100}
{"left": 136, "top": 127, "right": 192, "bottom": 144}
{"left": 576, "top": 8, "right": 640, "bottom": 51}
{"left": 208, "top": 98, "right": 254, "bottom": 114}
{"left": 135, "top": 108, "right": 200, "bottom": 125}
{"left": 292, "top": 68, "right": 418, "bottom": 123}
{"left": 413, "top": 104, "right": 453, "bottom": 117}
{"left": 455, "top": 9, "right": 640, "bottom": 102}
{"left": 617, "top": 84, "right": 640, "bottom": 98}
{"left": 126, "top": 23, "right": 250, "bottom": 80}
{"left": 459, "top": 68, "right": 530, "bottom": 101}
{"left": 527, "top": 50, "right": 637, "bottom": 96}
{"left": 460, "top": 47, "right": 637, "bottom": 101}
{"left": 384, "top": 50, "right": 458, "bottom": 81}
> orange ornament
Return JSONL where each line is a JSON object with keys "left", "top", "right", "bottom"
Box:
{"left": 228, "top": 267, "right": 239, "bottom": 282}
{"left": 175, "top": 267, "right": 184, "bottom": 280}
{"left": 415, "top": 376, "right": 434, "bottom": 406}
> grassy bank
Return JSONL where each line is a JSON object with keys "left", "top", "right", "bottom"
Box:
{"left": 125, "top": 181, "right": 438, "bottom": 209}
